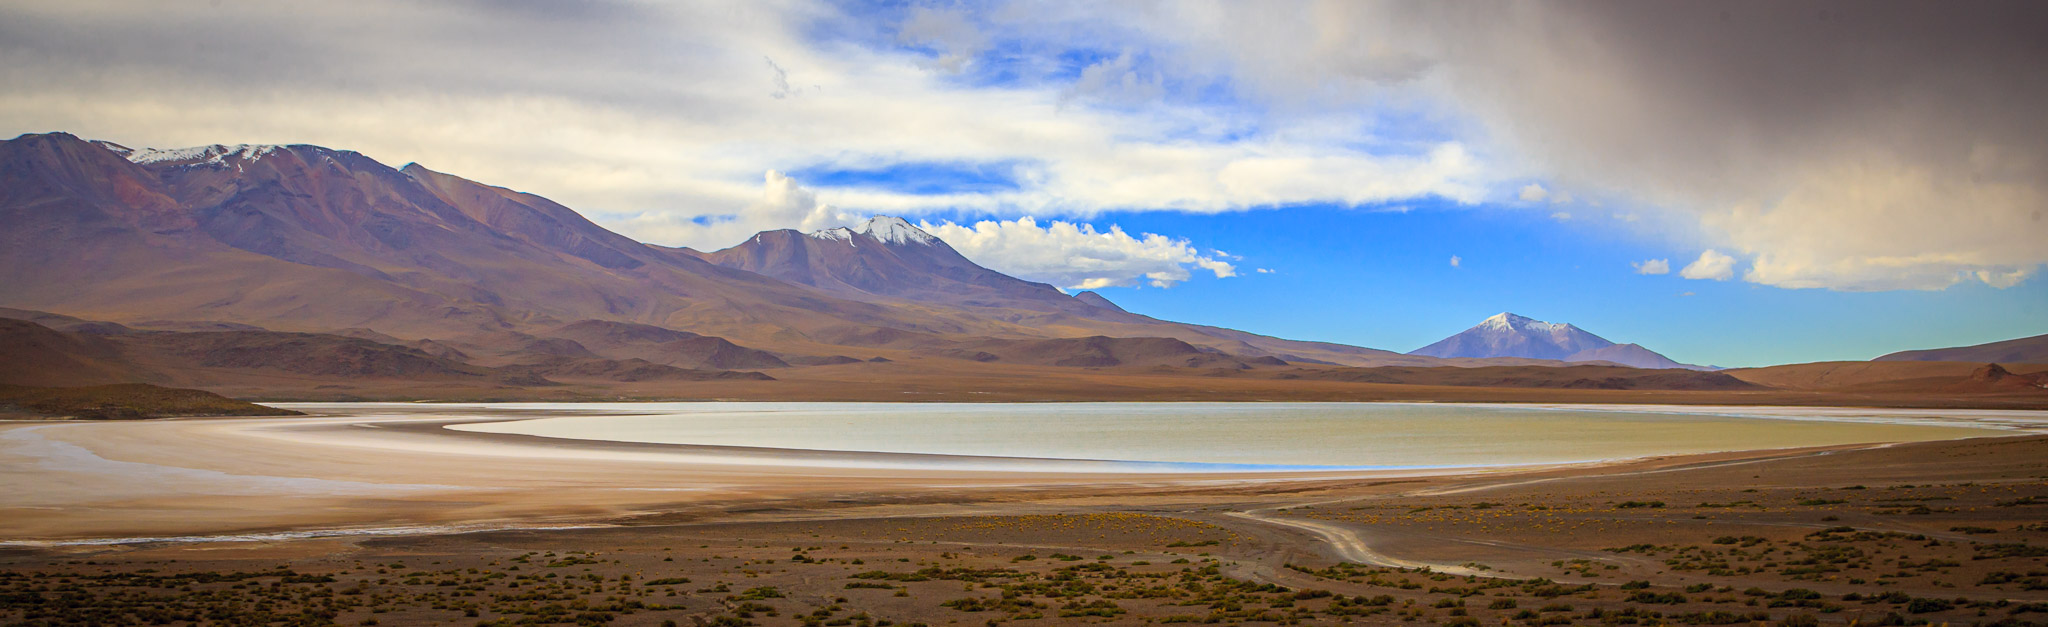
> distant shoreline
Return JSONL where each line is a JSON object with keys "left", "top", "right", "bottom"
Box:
{"left": 237, "top": 392, "right": 2048, "bottom": 411}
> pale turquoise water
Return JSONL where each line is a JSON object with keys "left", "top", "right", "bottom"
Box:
{"left": 346, "top": 402, "right": 2048, "bottom": 470}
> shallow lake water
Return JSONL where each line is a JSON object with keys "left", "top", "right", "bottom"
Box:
{"left": 308, "top": 401, "right": 2048, "bottom": 471}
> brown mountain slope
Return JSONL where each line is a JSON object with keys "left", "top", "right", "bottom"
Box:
{"left": 1956, "top": 363, "right": 2048, "bottom": 391}
{"left": 544, "top": 320, "right": 790, "bottom": 370}
{"left": 0, "top": 383, "right": 298, "bottom": 420}
{"left": 948, "top": 335, "right": 1261, "bottom": 369}
{"left": 124, "top": 330, "right": 489, "bottom": 378}
{"left": 1798, "top": 363, "right": 2048, "bottom": 396}
{"left": 1072, "top": 291, "right": 1127, "bottom": 313}
{"left": 1875, "top": 333, "right": 2048, "bottom": 364}
{"left": 0, "top": 307, "right": 138, "bottom": 335}
{"left": 0, "top": 316, "right": 485, "bottom": 386}
{"left": 1725, "top": 361, "right": 2048, "bottom": 390}
{"left": 498, "top": 357, "right": 775, "bottom": 383}
{"left": 0, "top": 318, "right": 146, "bottom": 387}
{"left": 1563, "top": 343, "right": 1701, "bottom": 370}
{"left": 0, "top": 314, "right": 782, "bottom": 391}
{"left": 1274, "top": 364, "right": 1758, "bottom": 390}
{"left": 0, "top": 133, "right": 956, "bottom": 345}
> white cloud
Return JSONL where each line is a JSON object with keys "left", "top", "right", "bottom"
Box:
{"left": 1060, "top": 51, "right": 1164, "bottom": 108}
{"left": 896, "top": 6, "right": 987, "bottom": 74}
{"left": 1550, "top": 211, "right": 1571, "bottom": 221}
{"left": 619, "top": 171, "right": 860, "bottom": 251}
{"left": 0, "top": 0, "right": 1492, "bottom": 253}
{"left": 1679, "top": 250, "right": 1737, "bottom": 281}
{"left": 626, "top": 173, "right": 1243, "bottom": 289}
{"left": 763, "top": 56, "right": 807, "bottom": 100}
{"left": 1632, "top": 259, "right": 1670, "bottom": 275}
{"left": 1255, "top": 268, "right": 1274, "bottom": 274}
{"left": 1448, "top": 255, "right": 1461, "bottom": 268}
{"left": 10, "top": 1, "right": 2041, "bottom": 293}
{"left": 1976, "top": 267, "right": 2032, "bottom": 289}
{"left": 1702, "top": 153, "right": 2043, "bottom": 290}
{"left": 920, "top": 217, "right": 1236, "bottom": 289}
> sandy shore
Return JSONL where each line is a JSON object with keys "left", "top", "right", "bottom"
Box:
{"left": 4, "top": 402, "right": 2040, "bottom": 544}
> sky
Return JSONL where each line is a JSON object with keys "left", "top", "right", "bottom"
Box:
{"left": 1, "top": 0, "right": 2043, "bottom": 367}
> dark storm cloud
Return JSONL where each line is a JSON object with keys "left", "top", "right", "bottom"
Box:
{"left": 1297, "top": 0, "right": 2048, "bottom": 288}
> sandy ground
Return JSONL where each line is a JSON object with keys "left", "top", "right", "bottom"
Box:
{"left": 3, "top": 405, "right": 2047, "bottom": 625}
{"left": 1, "top": 432, "right": 2044, "bottom": 625}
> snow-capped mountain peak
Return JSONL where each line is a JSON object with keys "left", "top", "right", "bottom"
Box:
{"left": 1478, "top": 312, "right": 1527, "bottom": 330}
{"left": 1478, "top": 312, "right": 1574, "bottom": 334}
{"left": 1410, "top": 312, "right": 1613, "bottom": 361}
{"left": 1409, "top": 312, "right": 1708, "bottom": 369}
{"left": 860, "top": 216, "right": 938, "bottom": 245}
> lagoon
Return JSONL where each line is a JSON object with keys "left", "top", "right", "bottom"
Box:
{"left": 410, "top": 402, "right": 2038, "bottom": 471}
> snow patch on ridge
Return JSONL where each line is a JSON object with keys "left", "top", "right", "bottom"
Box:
{"left": 807, "top": 227, "right": 856, "bottom": 243}
{"left": 91, "top": 140, "right": 134, "bottom": 158}
{"left": 124, "top": 144, "right": 284, "bottom": 166}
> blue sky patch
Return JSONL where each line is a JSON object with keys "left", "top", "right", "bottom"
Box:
{"left": 790, "top": 159, "right": 1029, "bottom": 195}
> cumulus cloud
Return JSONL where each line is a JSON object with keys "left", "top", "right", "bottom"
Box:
{"left": 896, "top": 6, "right": 988, "bottom": 74}
{"left": 620, "top": 171, "right": 860, "bottom": 251}
{"left": 1632, "top": 259, "right": 1670, "bottom": 275}
{"left": 1060, "top": 51, "right": 1164, "bottom": 108}
{"left": 1679, "top": 250, "right": 1737, "bottom": 281}
{"left": 1448, "top": 255, "right": 1461, "bottom": 268}
{"left": 920, "top": 217, "right": 1237, "bottom": 289}
{"left": 1518, "top": 184, "right": 1547, "bottom": 203}
{"left": 1550, "top": 212, "right": 1571, "bottom": 221}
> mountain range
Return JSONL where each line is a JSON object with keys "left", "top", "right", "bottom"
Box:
{"left": 0, "top": 131, "right": 1538, "bottom": 372}
{"left": 5, "top": 131, "right": 2039, "bottom": 408}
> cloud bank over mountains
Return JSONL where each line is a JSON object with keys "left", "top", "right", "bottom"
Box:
{"left": 922, "top": 218, "right": 1237, "bottom": 290}
{"left": 2, "top": 0, "right": 2040, "bottom": 291}
{"left": 619, "top": 172, "right": 1238, "bottom": 290}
